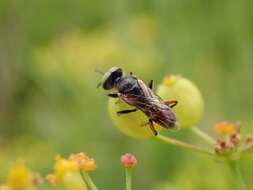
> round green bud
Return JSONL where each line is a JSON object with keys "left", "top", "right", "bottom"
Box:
{"left": 108, "top": 97, "right": 161, "bottom": 139}
{"left": 156, "top": 75, "right": 204, "bottom": 128}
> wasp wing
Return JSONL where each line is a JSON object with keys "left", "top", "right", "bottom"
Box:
{"left": 120, "top": 93, "right": 165, "bottom": 110}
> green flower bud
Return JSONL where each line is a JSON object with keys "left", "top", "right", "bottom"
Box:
{"left": 108, "top": 97, "right": 161, "bottom": 139}
{"left": 156, "top": 75, "right": 204, "bottom": 128}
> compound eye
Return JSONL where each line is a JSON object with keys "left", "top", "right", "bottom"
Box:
{"left": 103, "top": 81, "right": 114, "bottom": 90}
{"left": 102, "top": 68, "right": 123, "bottom": 90}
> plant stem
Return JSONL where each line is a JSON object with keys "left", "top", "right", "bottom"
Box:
{"left": 228, "top": 161, "right": 247, "bottom": 190}
{"left": 125, "top": 168, "right": 132, "bottom": 190}
{"left": 191, "top": 127, "right": 215, "bottom": 144}
{"left": 81, "top": 171, "right": 98, "bottom": 190}
{"left": 155, "top": 134, "right": 214, "bottom": 156}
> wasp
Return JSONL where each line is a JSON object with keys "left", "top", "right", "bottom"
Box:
{"left": 100, "top": 67, "right": 179, "bottom": 136}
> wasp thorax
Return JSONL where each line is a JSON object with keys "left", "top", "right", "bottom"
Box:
{"left": 117, "top": 76, "right": 139, "bottom": 93}
{"left": 102, "top": 67, "right": 123, "bottom": 90}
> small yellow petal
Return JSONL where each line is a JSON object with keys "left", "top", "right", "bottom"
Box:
{"left": 7, "top": 163, "right": 33, "bottom": 190}
{"left": 83, "top": 159, "right": 97, "bottom": 172}
{"left": 214, "top": 121, "right": 240, "bottom": 135}
{"left": 46, "top": 174, "right": 60, "bottom": 187}
{"left": 68, "top": 152, "right": 88, "bottom": 169}
{"left": 54, "top": 157, "right": 79, "bottom": 180}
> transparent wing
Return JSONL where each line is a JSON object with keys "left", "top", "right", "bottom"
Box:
{"left": 120, "top": 93, "right": 169, "bottom": 110}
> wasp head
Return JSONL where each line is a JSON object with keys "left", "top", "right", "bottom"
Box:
{"left": 101, "top": 67, "right": 123, "bottom": 90}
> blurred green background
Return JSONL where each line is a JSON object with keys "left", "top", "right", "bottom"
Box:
{"left": 0, "top": 0, "right": 253, "bottom": 189}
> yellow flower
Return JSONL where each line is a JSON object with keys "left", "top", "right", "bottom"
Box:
{"left": 214, "top": 121, "right": 240, "bottom": 136}
{"left": 68, "top": 152, "right": 97, "bottom": 172}
{"left": 68, "top": 152, "right": 88, "bottom": 169}
{"left": 46, "top": 174, "right": 60, "bottom": 187}
{"left": 47, "top": 152, "right": 96, "bottom": 189}
{"left": 82, "top": 158, "right": 97, "bottom": 172}
{"left": 7, "top": 163, "right": 33, "bottom": 190}
{"left": 157, "top": 75, "right": 204, "bottom": 128}
{"left": 54, "top": 155, "right": 79, "bottom": 180}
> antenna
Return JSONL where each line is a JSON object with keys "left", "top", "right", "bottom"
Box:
{"left": 95, "top": 69, "right": 104, "bottom": 75}
{"left": 97, "top": 82, "right": 102, "bottom": 88}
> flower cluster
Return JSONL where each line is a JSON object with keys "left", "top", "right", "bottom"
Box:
{"left": 213, "top": 121, "right": 253, "bottom": 158}
{"left": 68, "top": 153, "right": 97, "bottom": 172}
{"left": 46, "top": 152, "right": 137, "bottom": 190}
{"left": 214, "top": 121, "right": 240, "bottom": 136}
{"left": 47, "top": 152, "right": 96, "bottom": 188}
{"left": 0, "top": 163, "right": 43, "bottom": 190}
{"left": 0, "top": 153, "right": 138, "bottom": 190}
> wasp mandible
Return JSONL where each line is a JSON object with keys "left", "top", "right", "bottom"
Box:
{"left": 100, "top": 67, "right": 179, "bottom": 136}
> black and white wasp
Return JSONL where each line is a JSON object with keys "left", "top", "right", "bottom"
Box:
{"left": 100, "top": 67, "right": 179, "bottom": 136}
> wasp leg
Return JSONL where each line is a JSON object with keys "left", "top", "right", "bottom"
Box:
{"left": 107, "top": 93, "right": 119, "bottom": 98}
{"left": 147, "top": 80, "right": 154, "bottom": 89}
{"left": 148, "top": 119, "right": 158, "bottom": 136}
{"left": 164, "top": 100, "right": 178, "bottom": 108}
{"left": 117, "top": 109, "right": 137, "bottom": 116}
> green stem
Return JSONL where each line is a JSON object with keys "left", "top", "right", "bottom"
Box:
{"left": 125, "top": 168, "right": 132, "bottom": 190}
{"left": 228, "top": 161, "right": 247, "bottom": 190}
{"left": 191, "top": 127, "right": 216, "bottom": 144}
{"left": 81, "top": 171, "right": 98, "bottom": 190}
{"left": 155, "top": 134, "right": 214, "bottom": 156}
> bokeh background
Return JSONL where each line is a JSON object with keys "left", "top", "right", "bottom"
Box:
{"left": 0, "top": 0, "right": 253, "bottom": 189}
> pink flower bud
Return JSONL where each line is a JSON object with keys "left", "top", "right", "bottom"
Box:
{"left": 120, "top": 153, "right": 137, "bottom": 168}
